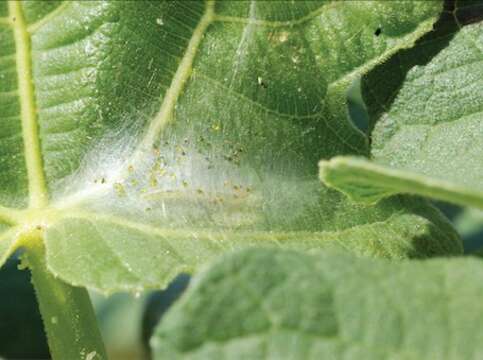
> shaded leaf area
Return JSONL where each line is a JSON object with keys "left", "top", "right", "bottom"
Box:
{"left": 142, "top": 274, "right": 191, "bottom": 358}
{"left": 0, "top": 257, "right": 49, "bottom": 359}
{"left": 453, "top": 207, "right": 483, "bottom": 252}
{"left": 152, "top": 248, "right": 483, "bottom": 359}
{"left": 429, "top": 201, "right": 483, "bottom": 252}
{"left": 320, "top": 12, "right": 483, "bottom": 209}
{"left": 0, "top": 1, "right": 459, "bottom": 293}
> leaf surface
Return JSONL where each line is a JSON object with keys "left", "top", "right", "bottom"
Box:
{"left": 152, "top": 247, "right": 483, "bottom": 359}
{"left": 320, "top": 19, "right": 483, "bottom": 209}
{"left": 0, "top": 1, "right": 459, "bottom": 292}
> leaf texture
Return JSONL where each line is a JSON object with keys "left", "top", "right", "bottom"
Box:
{"left": 152, "top": 247, "right": 483, "bottom": 359}
{"left": 320, "top": 17, "right": 483, "bottom": 209}
{"left": 0, "top": 1, "right": 459, "bottom": 292}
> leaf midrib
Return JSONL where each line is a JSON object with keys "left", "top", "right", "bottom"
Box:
{"left": 9, "top": 1, "right": 48, "bottom": 209}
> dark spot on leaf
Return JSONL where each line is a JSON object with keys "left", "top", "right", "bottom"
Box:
{"left": 374, "top": 28, "right": 382, "bottom": 36}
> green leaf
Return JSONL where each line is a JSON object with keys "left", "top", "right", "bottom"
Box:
{"left": 320, "top": 20, "right": 483, "bottom": 209}
{"left": 0, "top": 1, "right": 458, "bottom": 292}
{"left": 0, "top": 225, "right": 17, "bottom": 269}
{"left": 43, "top": 197, "right": 461, "bottom": 292}
{"left": 152, "top": 247, "right": 483, "bottom": 359}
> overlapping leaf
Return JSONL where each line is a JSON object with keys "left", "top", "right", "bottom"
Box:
{"left": 0, "top": 1, "right": 460, "bottom": 293}
{"left": 321, "top": 18, "right": 483, "bottom": 209}
{"left": 152, "top": 247, "right": 483, "bottom": 359}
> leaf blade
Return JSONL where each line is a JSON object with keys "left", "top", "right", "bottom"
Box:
{"left": 1, "top": 1, "right": 458, "bottom": 291}
{"left": 321, "top": 20, "right": 483, "bottom": 209}
{"left": 0, "top": 227, "right": 19, "bottom": 268}
{"left": 152, "top": 247, "right": 483, "bottom": 359}
{"left": 44, "top": 195, "right": 461, "bottom": 293}
{"left": 320, "top": 156, "right": 483, "bottom": 209}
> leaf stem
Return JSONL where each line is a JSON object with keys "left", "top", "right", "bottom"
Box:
{"left": 22, "top": 239, "right": 107, "bottom": 360}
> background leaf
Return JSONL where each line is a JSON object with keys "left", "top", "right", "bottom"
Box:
{"left": 152, "top": 247, "right": 483, "bottom": 359}
{"left": 320, "top": 14, "right": 483, "bottom": 209}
